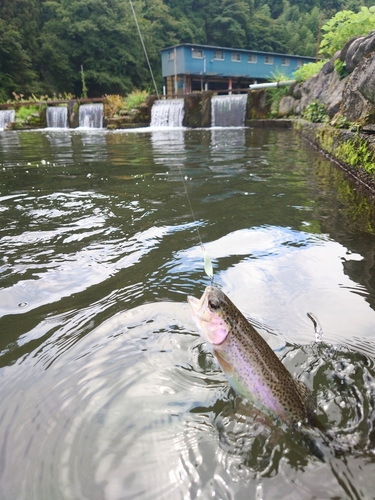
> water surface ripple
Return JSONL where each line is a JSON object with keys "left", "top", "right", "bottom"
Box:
{"left": 1, "top": 127, "right": 375, "bottom": 499}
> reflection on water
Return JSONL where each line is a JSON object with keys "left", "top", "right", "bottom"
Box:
{"left": 151, "top": 128, "right": 186, "bottom": 167}
{"left": 0, "top": 128, "right": 375, "bottom": 499}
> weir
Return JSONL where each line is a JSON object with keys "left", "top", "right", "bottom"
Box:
{"left": 211, "top": 94, "right": 247, "bottom": 127}
{"left": 79, "top": 103, "right": 104, "bottom": 128}
{"left": 150, "top": 99, "right": 184, "bottom": 127}
{"left": 46, "top": 106, "right": 68, "bottom": 128}
{"left": 0, "top": 110, "right": 15, "bottom": 130}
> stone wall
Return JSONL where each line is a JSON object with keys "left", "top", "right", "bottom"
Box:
{"left": 279, "top": 31, "right": 375, "bottom": 128}
{"left": 292, "top": 120, "right": 375, "bottom": 195}
{"left": 277, "top": 31, "right": 375, "bottom": 192}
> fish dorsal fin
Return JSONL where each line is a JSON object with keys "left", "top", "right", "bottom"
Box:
{"left": 294, "top": 379, "right": 317, "bottom": 420}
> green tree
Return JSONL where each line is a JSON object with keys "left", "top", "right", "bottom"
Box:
{"left": 279, "top": 5, "right": 321, "bottom": 57}
{"left": 319, "top": 6, "right": 375, "bottom": 57}
{"left": 38, "top": 0, "right": 140, "bottom": 96}
{"left": 247, "top": 12, "right": 289, "bottom": 53}
{"left": 0, "top": 0, "right": 43, "bottom": 99}
{"left": 210, "top": 0, "right": 251, "bottom": 47}
{"left": 2, "top": 0, "right": 375, "bottom": 101}
{"left": 38, "top": 0, "right": 179, "bottom": 96}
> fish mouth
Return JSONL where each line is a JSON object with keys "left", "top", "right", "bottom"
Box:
{"left": 188, "top": 286, "right": 229, "bottom": 345}
{"left": 187, "top": 286, "right": 216, "bottom": 316}
{"left": 187, "top": 293, "right": 207, "bottom": 317}
{"left": 187, "top": 295, "right": 199, "bottom": 307}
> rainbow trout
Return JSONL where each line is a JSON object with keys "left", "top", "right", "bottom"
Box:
{"left": 188, "top": 285, "right": 319, "bottom": 427}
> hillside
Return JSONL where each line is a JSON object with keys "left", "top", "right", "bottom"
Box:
{"left": 0, "top": 0, "right": 374, "bottom": 100}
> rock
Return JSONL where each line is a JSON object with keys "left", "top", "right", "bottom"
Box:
{"left": 297, "top": 68, "right": 346, "bottom": 117}
{"left": 342, "top": 52, "right": 375, "bottom": 121}
{"left": 363, "top": 124, "right": 375, "bottom": 134}
{"left": 279, "top": 32, "right": 375, "bottom": 120}
{"left": 339, "top": 38, "right": 356, "bottom": 64}
{"left": 290, "top": 81, "right": 302, "bottom": 99}
{"left": 343, "top": 36, "right": 366, "bottom": 72}
{"left": 345, "top": 31, "right": 375, "bottom": 73}
{"left": 279, "top": 96, "right": 296, "bottom": 116}
{"left": 321, "top": 57, "right": 336, "bottom": 75}
{"left": 358, "top": 54, "right": 375, "bottom": 105}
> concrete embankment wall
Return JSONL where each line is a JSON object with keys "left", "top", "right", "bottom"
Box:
{"left": 274, "top": 31, "right": 375, "bottom": 196}
{"left": 292, "top": 120, "right": 375, "bottom": 195}
{"left": 246, "top": 117, "right": 375, "bottom": 196}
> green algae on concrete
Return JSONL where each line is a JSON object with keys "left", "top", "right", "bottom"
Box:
{"left": 292, "top": 120, "right": 375, "bottom": 187}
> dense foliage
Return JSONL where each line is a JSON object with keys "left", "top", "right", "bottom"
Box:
{"left": 319, "top": 6, "right": 375, "bottom": 57}
{"left": 293, "top": 60, "right": 326, "bottom": 81}
{"left": 0, "top": 0, "right": 374, "bottom": 100}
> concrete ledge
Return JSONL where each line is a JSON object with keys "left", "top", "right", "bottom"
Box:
{"left": 246, "top": 119, "right": 292, "bottom": 129}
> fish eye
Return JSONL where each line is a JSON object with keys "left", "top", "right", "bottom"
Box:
{"left": 208, "top": 299, "right": 220, "bottom": 310}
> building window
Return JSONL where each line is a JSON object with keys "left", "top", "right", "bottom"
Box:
{"left": 248, "top": 54, "right": 257, "bottom": 63}
{"left": 214, "top": 50, "right": 224, "bottom": 60}
{"left": 282, "top": 57, "right": 290, "bottom": 66}
{"left": 264, "top": 56, "right": 274, "bottom": 65}
{"left": 192, "top": 48, "right": 204, "bottom": 58}
{"left": 231, "top": 52, "right": 241, "bottom": 62}
{"left": 297, "top": 59, "right": 304, "bottom": 67}
{"left": 168, "top": 51, "right": 174, "bottom": 61}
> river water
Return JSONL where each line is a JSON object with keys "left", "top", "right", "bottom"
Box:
{"left": 1, "top": 127, "right": 375, "bottom": 499}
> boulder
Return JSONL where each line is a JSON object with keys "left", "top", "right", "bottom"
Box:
{"left": 358, "top": 54, "right": 375, "bottom": 105}
{"left": 342, "top": 52, "right": 375, "bottom": 121}
{"left": 289, "top": 81, "right": 302, "bottom": 99}
{"left": 279, "top": 32, "right": 375, "bottom": 120}
{"left": 343, "top": 36, "right": 366, "bottom": 72}
{"left": 297, "top": 66, "right": 346, "bottom": 117}
{"left": 278, "top": 96, "right": 297, "bottom": 116}
{"left": 344, "top": 31, "right": 375, "bottom": 73}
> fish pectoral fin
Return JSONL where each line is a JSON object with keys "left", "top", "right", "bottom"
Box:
{"left": 214, "top": 350, "right": 235, "bottom": 377}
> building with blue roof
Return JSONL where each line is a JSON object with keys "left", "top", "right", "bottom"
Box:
{"left": 161, "top": 43, "right": 316, "bottom": 95}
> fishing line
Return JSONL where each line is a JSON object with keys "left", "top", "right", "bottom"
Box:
{"left": 129, "top": 0, "right": 213, "bottom": 281}
{"left": 129, "top": 0, "right": 160, "bottom": 99}
{"left": 178, "top": 166, "right": 214, "bottom": 282}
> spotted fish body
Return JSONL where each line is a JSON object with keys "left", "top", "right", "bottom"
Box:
{"left": 187, "top": 286, "right": 317, "bottom": 427}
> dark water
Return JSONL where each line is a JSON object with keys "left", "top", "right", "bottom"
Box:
{"left": 1, "top": 127, "right": 375, "bottom": 499}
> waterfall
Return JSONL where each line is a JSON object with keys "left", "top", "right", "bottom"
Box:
{"left": 46, "top": 106, "right": 68, "bottom": 128}
{"left": 79, "top": 103, "right": 104, "bottom": 128}
{"left": 211, "top": 95, "right": 247, "bottom": 127}
{"left": 0, "top": 110, "right": 15, "bottom": 130}
{"left": 150, "top": 99, "right": 184, "bottom": 127}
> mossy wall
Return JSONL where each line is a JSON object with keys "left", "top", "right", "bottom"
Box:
{"left": 183, "top": 94, "right": 202, "bottom": 128}
{"left": 293, "top": 120, "right": 375, "bottom": 193}
{"left": 247, "top": 90, "right": 270, "bottom": 119}
{"left": 67, "top": 101, "right": 80, "bottom": 128}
